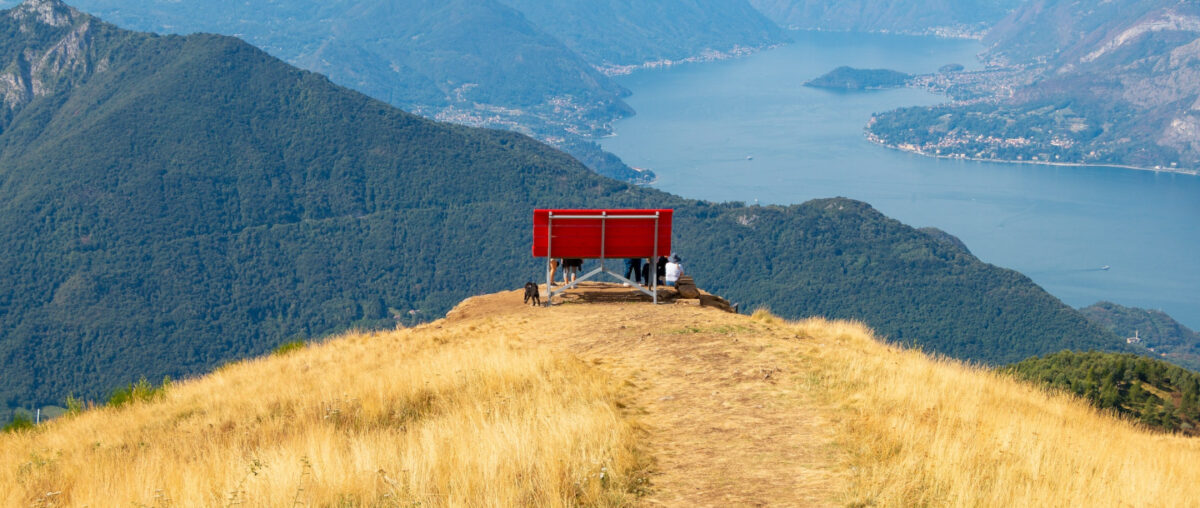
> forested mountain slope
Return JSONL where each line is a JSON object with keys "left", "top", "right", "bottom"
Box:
{"left": 18, "top": 0, "right": 640, "bottom": 180}
{"left": 748, "top": 0, "right": 1023, "bottom": 37}
{"left": 47, "top": 0, "right": 627, "bottom": 122}
{"left": 23, "top": 0, "right": 788, "bottom": 183}
{"left": 1080, "top": 302, "right": 1200, "bottom": 371}
{"left": 1010, "top": 350, "right": 1200, "bottom": 434}
{"left": 496, "top": 0, "right": 786, "bottom": 73}
{"left": 0, "top": 1, "right": 1128, "bottom": 419}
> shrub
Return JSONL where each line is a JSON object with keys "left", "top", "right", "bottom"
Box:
{"left": 273, "top": 339, "right": 307, "bottom": 356}
{"left": 107, "top": 377, "right": 172, "bottom": 408}
{"left": 2, "top": 412, "right": 33, "bottom": 433}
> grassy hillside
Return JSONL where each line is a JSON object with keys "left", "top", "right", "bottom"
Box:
{"left": 4, "top": 290, "right": 1200, "bottom": 505}
{"left": 0, "top": 1, "right": 1130, "bottom": 420}
{"left": 787, "top": 312, "right": 1200, "bottom": 506}
{"left": 0, "top": 317, "right": 647, "bottom": 505}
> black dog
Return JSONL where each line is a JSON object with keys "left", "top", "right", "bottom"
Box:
{"left": 523, "top": 281, "right": 541, "bottom": 306}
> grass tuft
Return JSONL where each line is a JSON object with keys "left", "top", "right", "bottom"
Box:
{"left": 272, "top": 339, "right": 306, "bottom": 356}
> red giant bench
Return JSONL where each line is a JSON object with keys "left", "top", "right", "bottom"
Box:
{"left": 532, "top": 209, "right": 673, "bottom": 304}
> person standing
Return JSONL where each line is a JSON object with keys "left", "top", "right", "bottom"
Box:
{"left": 563, "top": 258, "right": 582, "bottom": 283}
{"left": 548, "top": 258, "right": 563, "bottom": 286}
{"left": 665, "top": 254, "right": 683, "bottom": 287}
{"left": 641, "top": 257, "right": 653, "bottom": 287}
{"left": 623, "top": 257, "right": 642, "bottom": 286}
{"left": 656, "top": 256, "right": 668, "bottom": 285}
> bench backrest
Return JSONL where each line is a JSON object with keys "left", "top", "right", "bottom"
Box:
{"left": 532, "top": 209, "right": 672, "bottom": 259}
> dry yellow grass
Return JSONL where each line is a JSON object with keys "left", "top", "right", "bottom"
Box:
{"left": 7, "top": 286, "right": 1200, "bottom": 507}
{"left": 778, "top": 314, "right": 1200, "bottom": 507}
{"left": 0, "top": 320, "right": 646, "bottom": 506}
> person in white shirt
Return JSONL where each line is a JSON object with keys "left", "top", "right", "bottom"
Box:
{"left": 665, "top": 254, "right": 683, "bottom": 287}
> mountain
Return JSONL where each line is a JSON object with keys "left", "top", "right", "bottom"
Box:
{"left": 0, "top": 0, "right": 646, "bottom": 414}
{"left": 27, "top": 0, "right": 789, "bottom": 183}
{"left": 748, "top": 0, "right": 1024, "bottom": 38}
{"left": 5, "top": 291, "right": 1200, "bottom": 505}
{"left": 679, "top": 200, "right": 1131, "bottom": 365}
{"left": 1009, "top": 350, "right": 1200, "bottom": 435}
{"left": 1080, "top": 302, "right": 1200, "bottom": 371}
{"left": 869, "top": 0, "right": 1200, "bottom": 172}
{"left": 20, "top": 0, "right": 641, "bottom": 180}
{"left": 47, "top": 0, "right": 628, "bottom": 120}
{"left": 0, "top": 1, "right": 1130, "bottom": 421}
{"left": 495, "top": 0, "right": 787, "bottom": 74}
{"left": 983, "top": 0, "right": 1194, "bottom": 66}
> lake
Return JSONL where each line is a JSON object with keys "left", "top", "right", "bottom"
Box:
{"left": 601, "top": 31, "right": 1200, "bottom": 330}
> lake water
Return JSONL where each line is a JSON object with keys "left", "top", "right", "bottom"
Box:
{"left": 601, "top": 31, "right": 1200, "bottom": 330}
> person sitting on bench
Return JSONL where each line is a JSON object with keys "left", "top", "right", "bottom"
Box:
{"left": 665, "top": 254, "right": 683, "bottom": 287}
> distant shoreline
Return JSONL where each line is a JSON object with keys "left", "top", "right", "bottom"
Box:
{"left": 631, "top": 166, "right": 659, "bottom": 185}
{"left": 869, "top": 138, "right": 1200, "bottom": 177}
{"left": 596, "top": 43, "right": 786, "bottom": 77}
{"left": 781, "top": 26, "right": 986, "bottom": 41}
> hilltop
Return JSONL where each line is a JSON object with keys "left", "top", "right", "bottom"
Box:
{"left": 4, "top": 288, "right": 1200, "bottom": 505}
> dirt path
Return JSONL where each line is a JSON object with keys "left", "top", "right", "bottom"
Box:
{"left": 447, "top": 287, "right": 843, "bottom": 506}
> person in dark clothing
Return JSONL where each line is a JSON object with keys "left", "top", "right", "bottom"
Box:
{"left": 562, "top": 258, "right": 583, "bottom": 283}
{"left": 623, "top": 257, "right": 643, "bottom": 285}
{"left": 641, "top": 257, "right": 653, "bottom": 287}
{"left": 656, "top": 256, "right": 668, "bottom": 285}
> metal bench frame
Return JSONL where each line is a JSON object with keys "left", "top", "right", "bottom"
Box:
{"left": 543, "top": 210, "right": 663, "bottom": 305}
